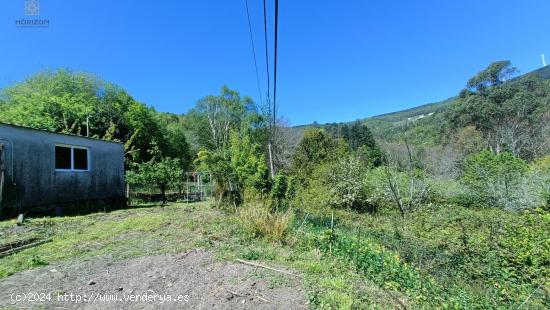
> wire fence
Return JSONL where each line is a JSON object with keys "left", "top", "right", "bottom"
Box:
{"left": 127, "top": 172, "right": 214, "bottom": 205}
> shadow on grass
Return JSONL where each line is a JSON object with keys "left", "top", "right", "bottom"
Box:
{"left": 2, "top": 197, "right": 208, "bottom": 221}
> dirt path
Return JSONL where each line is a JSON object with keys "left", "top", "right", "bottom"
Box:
{"left": 0, "top": 249, "right": 308, "bottom": 309}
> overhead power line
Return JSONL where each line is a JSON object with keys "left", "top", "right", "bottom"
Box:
{"left": 273, "top": 0, "right": 279, "bottom": 130}
{"left": 244, "top": 0, "right": 264, "bottom": 106}
{"left": 263, "top": 0, "right": 271, "bottom": 120}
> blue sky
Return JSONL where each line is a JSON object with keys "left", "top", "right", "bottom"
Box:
{"left": 1, "top": 0, "right": 549, "bottom": 125}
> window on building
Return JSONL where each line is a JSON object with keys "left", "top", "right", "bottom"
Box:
{"left": 73, "top": 148, "right": 88, "bottom": 170}
{"left": 55, "top": 145, "right": 89, "bottom": 171}
{"left": 55, "top": 146, "right": 72, "bottom": 170}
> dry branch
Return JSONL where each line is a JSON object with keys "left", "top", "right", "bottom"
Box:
{"left": 0, "top": 238, "right": 52, "bottom": 258}
{"left": 235, "top": 259, "right": 301, "bottom": 278}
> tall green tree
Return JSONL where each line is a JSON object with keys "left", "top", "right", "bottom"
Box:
{"left": 345, "top": 121, "right": 376, "bottom": 150}
{"left": 158, "top": 113, "right": 192, "bottom": 168}
{"left": 0, "top": 69, "right": 99, "bottom": 133}
{"left": 322, "top": 121, "right": 383, "bottom": 166}
{"left": 189, "top": 85, "right": 270, "bottom": 206}
{"left": 291, "top": 129, "right": 346, "bottom": 183}
{"left": 195, "top": 130, "right": 269, "bottom": 207}
{"left": 0, "top": 69, "right": 172, "bottom": 164}
{"left": 126, "top": 144, "right": 184, "bottom": 204}
{"left": 187, "top": 86, "right": 266, "bottom": 152}
{"left": 466, "top": 60, "right": 518, "bottom": 92}
{"left": 448, "top": 62, "right": 550, "bottom": 159}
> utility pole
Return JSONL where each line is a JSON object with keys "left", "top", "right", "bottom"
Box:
{"left": 270, "top": 0, "right": 279, "bottom": 178}
{"left": 268, "top": 143, "right": 275, "bottom": 178}
{"left": 86, "top": 115, "right": 90, "bottom": 137}
{"left": 263, "top": 0, "right": 275, "bottom": 179}
{"left": 273, "top": 0, "right": 279, "bottom": 132}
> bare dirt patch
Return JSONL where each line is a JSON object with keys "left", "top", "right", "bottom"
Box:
{"left": 0, "top": 249, "right": 308, "bottom": 309}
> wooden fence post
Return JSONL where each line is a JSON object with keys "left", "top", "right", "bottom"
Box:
{"left": 126, "top": 183, "right": 131, "bottom": 206}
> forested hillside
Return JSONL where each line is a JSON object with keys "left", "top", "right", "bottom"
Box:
{"left": 305, "top": 64, "right": 550, "bottom": 145}
{"left": 380, "top": 61, "right": 550, "bottom": 155}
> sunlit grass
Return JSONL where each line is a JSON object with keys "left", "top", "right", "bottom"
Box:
{"left": 0, "top": 201, "right": 397, "bottom": 308}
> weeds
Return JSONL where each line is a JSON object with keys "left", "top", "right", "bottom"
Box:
{"left": 1, "top": 201, "right": 547, "bottom": 309}
{"left": 237, "top": 204, "right": 293, "bottom": 242}
{"left": 29, "top": 255, "right": 48, "bottom": 267}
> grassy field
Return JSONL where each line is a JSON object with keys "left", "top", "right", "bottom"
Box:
{"left": 0, "top": 202, "right": 400, "bottom": 309}
{"left": 1, "top": 202, "right": 548, "bottom": 309}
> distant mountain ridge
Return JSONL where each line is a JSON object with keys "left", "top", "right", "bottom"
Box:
{"left": 296, "top": 65, "right": 550, "bottom": 132}
{"left": 526, "top": 64, "right": 550, "bottom": 79}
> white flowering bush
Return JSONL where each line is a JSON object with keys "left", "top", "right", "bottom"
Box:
{"left": 326, "top": 156, "right": 369, "bottom": 211}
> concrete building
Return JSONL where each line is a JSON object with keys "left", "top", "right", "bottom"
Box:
{"left": 0, "top": 123, "right": 125, "bottom": 218}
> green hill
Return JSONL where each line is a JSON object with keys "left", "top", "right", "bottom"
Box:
{"left": 365, "top": 65, "right": 550, "bottom": 125}
{"left": 522, "top": 63, "right": 550, "bottom": 79}
{"left": 296, "top": 65, "right": 550, "bottom": 139}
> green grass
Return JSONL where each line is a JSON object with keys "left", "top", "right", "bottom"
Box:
{"left": 0, "top": 202, "right": 400, "bottom": 309}
{"left": 0, "top": 203, "right": 213, "bottom": 277}
{"left": 2, "top": 202, "right": 547, "bottom": 309}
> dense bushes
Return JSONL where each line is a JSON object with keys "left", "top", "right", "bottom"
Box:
{"left": 295, "top": 147, "right": 547, "bottom": 217}
{"left": 286, "top": 120, "right": 548, "bottom": 308}
{"left": 291, "top": 129, "right": 347, "bottom": 184}
{"left": 382, "top": 206, "right": 548, "bottom": 308}
{"left": 126, "top": 145, "right": 185, "bottom": 204}
{"left": 528, "top": 156, "right": 550, "bottom": 208}
{"left": 295, "top": 155, "right": 370, "bottom": 214}
{"left": 461, "top": 150, "right": 527, "bottom": 208}
{"left": 0, "top": 69, "right": 190, "bottom": 165}
{"left": 270, "top": 173, "right": 297, "bottom": 210}
{"left": 208, "top": 61, "right": 550, "bottom": 307}
{"left": 196, "top": 131, "right": 270, "bottom": 207}
{"left": 291, "top": 203, "right": 550, "bottom": 309}
{"left": 363, "top": 167, "right": 432, "bottom": 212}
{"left": 460, "top": 150, "right": 550, "bottom": 209}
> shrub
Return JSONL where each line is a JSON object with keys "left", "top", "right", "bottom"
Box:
{"left": 292, "top": 175, "right": 333, "bottom": 216}
{"left": 428, "top": 177, "right": 468, "bottom": 204}
{"left": 29, "top": 255, "right": 48, "bottom": 267}
{"left": 364, "top": 166, "right": 432, "bottom": 214}
{"left": 461, "top": 150, "right": 528, "bottom": 209}
{"left": 326, "top": 156, "right": 369, "bottom": 212}
{"left": 229, "top": 131, "right": 271, "bottom": 196}
{"left": 291, "top": 129, "right": 345, "bottom": 184}
{"left": 285, "top": 176, "right": 298, "bottom": 201}
{"left": 527, "top": 156, "right": 550, "bottom": 209}
{"left": 356, "top": 144, "right": 384, "bottom": 168}
{"left": 270, "top": 173, "right": 298, "bottom": 210}
{"left": 237, "top": 204, "right": 293, "bottom": 242}
{"left": 312, "top": 205, "right": 549, "bottom": 308}
{"left": 126, "top": 154, "right": 184, "bottom": 204}
{"left": 362, "top": 167, "right": 391, "bottom": 209}
{"left": 195, "top": 131, "right": 271, "bottom": 207}
{"left": 497, "top": 209, "right": 550, "bottom": 291}
{"left": 271, "top": 173, "right": 288, "bottom": 210}
{"left": 293, "top": 155, "right": 373, "bottom": 214}
{"left": 271, "top": 174, "right": 288, "bottom": 201}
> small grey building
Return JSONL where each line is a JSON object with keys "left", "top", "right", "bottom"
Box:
{"left": 0, "top": 123, "right": 125, "bottom": 218}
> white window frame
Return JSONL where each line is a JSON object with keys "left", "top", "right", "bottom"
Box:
{"left": 55, "top": 144, "right": 91, "bottom": 172}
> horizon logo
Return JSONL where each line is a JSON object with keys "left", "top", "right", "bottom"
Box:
{"left": 25, "top": 0, "right": 40, "bottom": 16}
{"left": 16, "top": 0, "right": 49, "bottom": 28}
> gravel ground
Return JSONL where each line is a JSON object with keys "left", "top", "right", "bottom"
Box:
{"left": 0, "top": 249, "right": 308, "bottom": 309}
